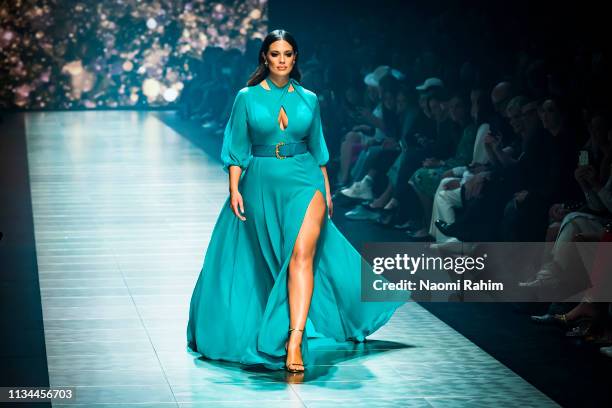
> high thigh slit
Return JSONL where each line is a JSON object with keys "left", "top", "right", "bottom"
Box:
{"left": 284, "top": 188, "right": 325, "bottom": 369}
{"left": 186, "top": 76, "right": 404, "bottom": 370}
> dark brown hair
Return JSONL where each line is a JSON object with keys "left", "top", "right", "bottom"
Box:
{"left": 246, "top": 29, "right": 302, "bottom": 86}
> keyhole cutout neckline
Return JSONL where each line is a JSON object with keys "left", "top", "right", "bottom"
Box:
{"left": 260, "top": 77, "right": 294, "bottom": 131}
{"left": 278, "top": 106, "right": 288, "bottom": 131}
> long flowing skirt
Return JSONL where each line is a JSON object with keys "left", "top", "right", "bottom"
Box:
{"left": 186, "top": 152, "right": 403, "bottom": 369}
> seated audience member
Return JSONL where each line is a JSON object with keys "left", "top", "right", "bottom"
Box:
{"left": 482, "top": 96, "right": 528, "bottom": 169}
{"left": 500, "top": 97, "right": 582, "bottom": 241}
{"left": 335, "top": 66, "right": 405, "bottom": 187}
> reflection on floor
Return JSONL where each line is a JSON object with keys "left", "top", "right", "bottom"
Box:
{"left": 25, "top": 111, "right": 558, "bottom": 407}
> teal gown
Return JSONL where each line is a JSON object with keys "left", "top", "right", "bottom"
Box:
{"left": 186, "top": 76, "right": 403, "bottom": 370}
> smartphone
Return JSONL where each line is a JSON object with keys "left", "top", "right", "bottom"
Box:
{"left": 578, "top": 150, "right": 589, "bottom": 166}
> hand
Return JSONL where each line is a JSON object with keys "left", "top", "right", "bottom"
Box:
{"left": 229, "top": 190, "right": 246, "bottom": 221}
{"left": 549, "top": 203, "right": 569, "bottom": 222}
{"left": 442, "top": 169, "right": 455, "bottom": 178}
{"left": 483, "top": 130, "right": 501, "bottom": 148}
{"left": 423, "top": 158, "right": 441, "bottom": 168}
{"left": 442, "top": 179, "right": 461, "bottom": 190}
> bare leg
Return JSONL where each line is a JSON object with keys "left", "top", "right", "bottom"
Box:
{"left": 286, "top": 190, "right": 326, "bottom": 371}
{"left": 563, "top": 301, "right": 600, "bottom": 321}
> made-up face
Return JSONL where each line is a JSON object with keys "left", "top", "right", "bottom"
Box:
{"left": 264, "top": 40, "right": 296, "bottom": 76}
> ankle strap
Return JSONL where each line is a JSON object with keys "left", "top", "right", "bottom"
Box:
{"left": 288, "top": 328, "right": 304, "bottom": 333}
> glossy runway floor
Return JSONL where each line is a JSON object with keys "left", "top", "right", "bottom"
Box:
{"left": 24, "top": 110, "right": 558, "bottom": 407}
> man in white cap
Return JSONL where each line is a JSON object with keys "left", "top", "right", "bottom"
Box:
{"left": 364, "top": 65, "right": 405, "bottom": 87}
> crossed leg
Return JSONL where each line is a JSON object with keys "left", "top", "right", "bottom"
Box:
{"left": 286, "top": 189, "right": 326, "bottom": 371}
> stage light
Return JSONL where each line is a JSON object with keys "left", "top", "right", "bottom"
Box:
{"left": 122, "top": 61, "right": 134, "bottom": 72}
{"left": 146, "top": 18, "right": 158, "bottom": 30}
{"left": 1, "top": 0, "right": 269, "bottom": 109}
{"left": 142, "top": 78, "right": 161, "bottom": 99}
{"left": 163, "top": 87, "right": 179, "bottom": 102}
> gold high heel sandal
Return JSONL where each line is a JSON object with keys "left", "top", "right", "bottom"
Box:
{"left": 285, "top": 328, "right": 305, "bottom": 373}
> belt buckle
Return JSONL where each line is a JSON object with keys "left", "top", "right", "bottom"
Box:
{"left": 274, "top": 141, "right": 286, "bottom": 159}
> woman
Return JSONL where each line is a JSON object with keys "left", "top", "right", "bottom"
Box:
{"left": 186, "top": 30, "right": 403, "bottom": 373}
{"left": 339, "top": 74, "right": 402, "bottom": 204}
